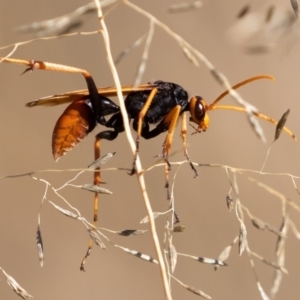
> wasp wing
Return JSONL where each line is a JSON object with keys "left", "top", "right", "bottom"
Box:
{"left": 26, "top": 84, "right": 156, "bottom": 107}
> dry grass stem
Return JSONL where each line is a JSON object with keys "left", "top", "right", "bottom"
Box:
{"left": 134, "top": 20, "right": 155, "bottom": 86}
{"left": 94, "top": 1, "right": 172, "bottom": 299}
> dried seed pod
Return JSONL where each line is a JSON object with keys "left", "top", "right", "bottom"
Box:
{"left": 274, "top": 109, "right": 290, "bottom": 142}
{"left": 120, "top": 247, "right": 158, "bottom": 264}
{"left": 226, "top": 194, "right": 234, "bottom": 211}
{"left": 117, "top": 229, "right": 147, "bottom": 236}
{"left": 173, "top": 225, "right": 186, "bottom": 232}
{"left": 88, "top": 152, "right": 116, "bottom": 169}
{"left": 239, "top": 223, "right": 247, "bottom": 256}
{"left": 81, "top": 184, "right": 112, "bottom": 194}
{"left": 88, "top": 229, "right": 106, "bottom": 249}
{"left": 169, "top": 244, "right": 178, "bottom": 273}
{"left": 140, "top": 212, "right": 160, "bottom": 224}
{"left": 36, "top": 226, "right": 44, "bottom": 267}
{"left": 252, "top": 218, "right": 266, "bottom": 230}
{"left": 2, "top": 269, "right": 33, "bottom": 299}
{"left": 49, "top": 201, "right": 82, "bottom": 220}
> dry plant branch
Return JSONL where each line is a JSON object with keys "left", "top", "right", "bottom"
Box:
{"left": 1, "top": 151, "right": 299, "bottom": 299}
{"left": 15, "top": 1, "right": 117, "bottom": 37}
{"left": 0, "top": 268, "right": 33, "bottom": 300}
{"left": 93, "top": 1, "right": 172, "bottom": 299}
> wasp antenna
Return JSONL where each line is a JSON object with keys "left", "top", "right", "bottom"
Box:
{"left": 211, "top": 105, "right": 296, "bottom": 141}
{"left": 208, "top": 75, "right": 275, "bottom": 109}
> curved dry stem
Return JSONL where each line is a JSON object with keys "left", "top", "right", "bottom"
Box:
{"left": 94, "top": 1, "right": 172, "bottom": 299}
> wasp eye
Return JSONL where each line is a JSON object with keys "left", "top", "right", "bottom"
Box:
{"left": 194, "top": 96, "right": 205, "bottom": 121}
{"left": 190, "top": 96, "right": 206, "bottom": 122}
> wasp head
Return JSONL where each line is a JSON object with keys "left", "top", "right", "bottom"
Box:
{"left": 189, "top": 95, "right": 209, "bottom": 133}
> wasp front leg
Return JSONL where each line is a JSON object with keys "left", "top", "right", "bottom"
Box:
{"left": 136, "top": 105, "right": 181, "bottom": 190}
{"left": 145, "top": 105, "right": 182, "bottom": 222}
{"left": 180, "top": 113, "right": 198, "bottom": 178}
{"left": 129, "top": 88, "right": 159, "bottom": 175}
{"left": 160, "top": 105, "right": 181, "bottom": 168}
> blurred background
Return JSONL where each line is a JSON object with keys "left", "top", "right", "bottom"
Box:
{"left": 0, "top": 0, "right": 300, "bottom": 299}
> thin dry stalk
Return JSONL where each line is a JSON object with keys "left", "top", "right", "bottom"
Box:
{"left": 93, "top": 1, "right": 172, "bottom": 299}
{"left": 134, "top": 20, "right": 155, "bottom": 86}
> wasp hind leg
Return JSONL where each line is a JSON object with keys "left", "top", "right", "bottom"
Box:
{"left": 80, "top": 136, "right": 101, "bottom": 271}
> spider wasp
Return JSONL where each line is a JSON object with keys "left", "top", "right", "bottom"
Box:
{"left": 0, "top": 56, "right": 296, "bottom": 270}
{"left": 3, "top": 58, "right": 295, "bottom": 170}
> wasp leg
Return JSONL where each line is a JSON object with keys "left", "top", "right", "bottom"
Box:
{"left": 162, "top": 106, "right": 183, "bottom": 223}
{"left": 155, "top": 105, "right": 180, "bottom": 197}
{"left": 162, "top": 106, "right": 181, "bottom": 165}
{"left": 134, "top": 104, "right": 181, "bottom": 171}
{"left": 80, "top": 136, "right": 101, "bottom": 271}
{"left": 181, "top": 113, "right": 198, "bottom": 178}
{"left": 95, "top": 112, "right": 124, "bottom": 141}
{"left": 81, "top": 113, "right": 124, "bottom": 270}
{"left": 136, "top": 105, "right": 182, "bottom": 222}
{"left": 130, "top": 88, "right": 159, "bottom": 175}
{"left": 158, "top": 106, "right": 182, "bottom": 222}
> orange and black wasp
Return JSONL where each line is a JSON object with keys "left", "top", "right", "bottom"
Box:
{"left": 1, "top": 57, "right": 296, "bottom": 171}
{"left": 4, "top": 58, "right": 294, "bottom": 170}
{"left": 0, "top": 56, "right": 296, "bottom": 269}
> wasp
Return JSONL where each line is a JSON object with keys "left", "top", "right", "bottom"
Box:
{"left": 2, "top": 58, "right": 295, "bottom": 170}
{"left": 0, "top": 56, "right": 296, "bottom": 269}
